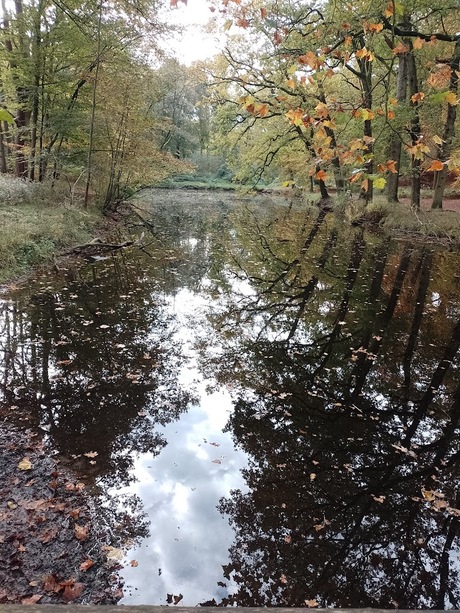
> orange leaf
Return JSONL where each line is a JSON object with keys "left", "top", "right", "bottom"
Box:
{"left": 74, "top": 524, "right": 89, "bottom": 541}
{"left": 393, "top": 42, "right": 410, "bottom": 55}
{"left": 427, "top": 160, "right": 444, "bottom": 171}
{"left": 413, "top": 37, "right": 425, "bottom": 49}
{"left": 410, "top": 92, "right": 425, "bottom": 103}
{"left": 315, "top": 170, "right": 326, "bottom": 181}
{"left": 387, "top": 110, "right": 395, "bottom": 119}
{"left": 386, "top": 159, "right": 398, "bottom": 173}
{"left": 368, "top": 22, "right": 383, "bottom": 33}
{"left": 130, "top": 560, "right": 139, "bottom": 567}
{"left": 79, "top": 559, "right": 94, "bottom": 572}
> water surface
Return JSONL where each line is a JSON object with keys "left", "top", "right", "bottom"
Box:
{"left": 1, "top": 189, "right": 459, "bottom": 608}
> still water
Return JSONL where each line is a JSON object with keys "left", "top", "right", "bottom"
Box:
{"left": 1, "top": 189, "right": 459, "bottom": 608}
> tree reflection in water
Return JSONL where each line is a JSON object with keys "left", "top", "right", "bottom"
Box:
{"left": 198, "top": 204, "right": 460, "bottom": 608}
{"left": 0, "top": 193, "right": 459, "bottom": 607}
{"left": 0, "top": 254, "right": 195, "bottom": 546}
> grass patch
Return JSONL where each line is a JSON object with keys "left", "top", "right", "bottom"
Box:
{"left": 382, "top": 202, "right": 460, "bottom": 242}
{"left": 0, "top": 177, "right": 103, "bottom": 284}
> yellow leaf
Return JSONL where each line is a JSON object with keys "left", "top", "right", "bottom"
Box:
{"left": 18, "top": 457, "right": 33, "bottom": 471}
{"left": 433, "top": 135, "right": 444, "bottom": 145}
{"left": 373, "top": 177, "right": 386, "bottom": 189}
{"left": 445, "top": 91, "right": 459, "bottom": 105}
{"left": 361, "top": 108, "right": 375, "bottom": 120}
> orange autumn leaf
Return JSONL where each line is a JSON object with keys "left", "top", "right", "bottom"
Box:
{"left": 315, "top": 170, "right": 327, "bottom": 181}
{"left": 386, "top": 159, "right": 398, "bottom": 173}
{"left": 387, "top": 110, "right": 395, "bottom": 119}
{"left": 427, "top": 160, "right": 444, "bottom": 171}
{"left": 413, "top": 37, "right": 425, "bottom": 49}
{"left": 368, "top": 22, "right": 383, "bottom": 33}
{"left": 393, "top": 42, "right": 410, "bottom": 55}
{"left": 79, "top": 559, "right": 94, "bottom": 572}
{"left": 74, "top": 524, "right": 89, "bottom": 541}
{"left": 411, "top": 92, "right": 425, "bottom": 103}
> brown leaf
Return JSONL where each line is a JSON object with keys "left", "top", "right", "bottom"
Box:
{"left": 42, "top": 574, "right": 61, "bottom": 593}
{"left": 173, "top": 593, "right": 183, "bottom": 605}
{"left": 130, "top": 560, "right": 139, "bottom": 567}
{"left": 74, "top": 524, "right": 89, "bottom": 541}
{"left": 40, "top": 526, "right": 59, "bottom": 543}
{"left": 21, "top": 594, "right": 43, "bottom": 605}
{"left": 305, "top": 599, "right": 318, "bottom": 607}
{"left": 62, "top": 582, "right": 84, "bottom": 602}
{"left": 79, "top": 559, "right": 94, "bottom": 572}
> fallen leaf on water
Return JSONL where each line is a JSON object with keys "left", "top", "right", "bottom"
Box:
{"left": 174, "top": 594, "right": 183, "bottom": 605}
{"left": 212, "top": 459, "right": 222, "bottom": 464}
{"left": 83, "top": 451, "right": 98, "bottom": 458}
{"left": 74, "top": 524, "right": 89, "bottom": 541}
{"left": 102, "top": 545, "right": 124, "bottom": 561}
{"left": 130, "top": 560, "right": 139, "bottom": 567}
{"left": 280, "top": 574, "right": 288, "bottom": 584}
{"left": 62, "top": 582, "right": 85, "bottom": 602}
{"left": 209, "top": 442, "right": 220, "bottom": 447}
{"left": 310, "top": 473, "right": 316, "bottom": 481}
{"left": 79, "top": 559, "right": 94, "bottom": 572}
{"left": 42, "top": 575, "right": 61, "bottom": 592}
{"left": 305, "top": 599, "right": 318, "bottom": 607}
{"left": 166, "top": 594, "right": 173, "bottom": 604}
{"left": 22, "top": 594, "right": 43, "bottom": 605}
{"left": 372, "top": 495, "right": 386, "bottom": 503}
{"left": 18, "top": 457, "right": 33, "bottom": 471}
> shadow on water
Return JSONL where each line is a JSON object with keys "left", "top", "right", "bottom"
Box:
{"left": 0, "top": 189, "right": 459, "bottom": 607}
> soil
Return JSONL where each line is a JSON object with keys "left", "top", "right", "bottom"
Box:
{"left": 0, "top": 419, "right": 124, "bottom": 605}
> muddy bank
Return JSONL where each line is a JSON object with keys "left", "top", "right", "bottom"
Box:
{"left": 0, "top": 419, "right": 123, "bottom": 605}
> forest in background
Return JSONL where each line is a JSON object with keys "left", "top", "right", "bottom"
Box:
{"left": 1, "top": 0, "right": 460, "bottom": 210}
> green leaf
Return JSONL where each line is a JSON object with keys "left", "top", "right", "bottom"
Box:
{"left": 0, "top": 109, "right": 14, "bottom": 124}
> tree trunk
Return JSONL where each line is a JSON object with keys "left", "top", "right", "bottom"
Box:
{"left": 407, "top": 42, "right": 422, "bottom": 209}
{"left": 432, "top": 39, "right": 460, "bottom": 209}
{"left": 386, "top": 45, "right": 408, "bottom": 202}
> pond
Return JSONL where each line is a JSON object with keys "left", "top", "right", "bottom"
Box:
{"left": 1, "top": 188, "right": 459, "bottom": 608}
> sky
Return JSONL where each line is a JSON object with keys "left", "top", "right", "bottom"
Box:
{"left": 163, "top": 0, "right": 226, "bottom": 64}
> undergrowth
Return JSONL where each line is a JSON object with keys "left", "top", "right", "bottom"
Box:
{"left": 0, "top": 176, "right": 102, "bottom": 284}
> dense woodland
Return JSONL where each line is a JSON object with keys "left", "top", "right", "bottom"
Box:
{"left": 1, "top": 0, "right": 460, "bottom": 209}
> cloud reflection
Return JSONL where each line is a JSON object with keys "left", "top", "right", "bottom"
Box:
{"left": 119, "top": 386, "right": 247, "bottom": 605}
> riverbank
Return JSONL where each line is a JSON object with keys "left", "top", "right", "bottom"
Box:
{"left": 0, "top": 177, "right": 123, "bottom": 287}
{"left": 0, "top": 419, "right": 124, "bottom": 605}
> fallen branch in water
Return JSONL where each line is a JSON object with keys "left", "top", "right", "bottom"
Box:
{"left": 66, "top": 238, "right": 134, "bottom": 254}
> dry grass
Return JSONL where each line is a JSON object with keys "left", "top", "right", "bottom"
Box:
{"left": 0, "top": 176, "right": 102, "bottom": 283}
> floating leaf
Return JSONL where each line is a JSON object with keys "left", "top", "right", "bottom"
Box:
{"left": 74, "top": 524, "right": 89, "bottom": 541}
{"left": 22, "top": 594, "right": 43, "bottom": 605}
{"left": 102, "top": 545, "right": 124, "bottom": 561}
{"left": 18, "top": 457, "right": 33, "bottom": 471}
{"left": 79, "top": 559, "right": 94, "bottom": 572}
{"left": 130, "top": 560, "right": 139, "bottom": 567}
